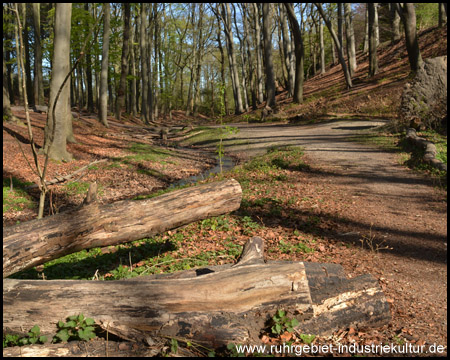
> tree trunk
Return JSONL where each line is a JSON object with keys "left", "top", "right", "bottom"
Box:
{"left": 98, "top": 3, "right": 110, "bottom": 127}
{"left": 438, "top": 3, "right": 447, "bottom": 27}
{"left": 319, "top": 16, "right": 326, "bottom": 74}
{"left": 368, "top": 3, "right": 379, "bottom": 77}
{"left": 3, "top": 179, "right": 242, "bottom": 278}
{"left": 344, "top": 3, "right": 357, "bottom": 77}
{"left": 3, "top": 237, "right": 391, "bottom": 348}
{"left": 389, "top": 3, "right": 401, "bottom": 43}
{"left": 140, "top": 3, "right": 149, "bottom": 124}
{"left": 3, "top": 52, "right": 18, "bottom": 123}
{"left": 315, "top": 3, "right": 353, "bottom": 88}
{"left": 253, "top": 3, "right": 264, "bottom": 104}
{"left": 396, "top": 3, "right": 423, "bottom": 73}
{"left": 284, "top": 3, "right": 305, "bottom": 103}
{"left": 221, "top": 3, "right": 244, "bottom": 115}
{"left": 262, "top": 3, "right": 276, "bottom": 109}
{"left": 115, "top": 3, "right": 131, "bottom": 120}
{"left": 43, "top": 3, "right": 73, "bottom": 162}
{"left": 279, "top": 4, "right": 295, "bottom": 95}
{"left": 32, "top": 3, "right": 44, "bottom": 106}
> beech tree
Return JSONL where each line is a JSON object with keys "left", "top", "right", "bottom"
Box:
{"left": 262, "top": 3, "right": 276, "bottom": 109}
{"left": 368, "top": 3, "right": 379, "bottom": 77}
{"left": 98, "top": 2, "right": 110, "bottom": 127}
{"left": 344, "top": 3, "right": 357, "bottom": 77}
{"left": 395, "top": 3, "right": 423, "bottom": 73}
{"left": 43, "top": 3, "right": 74, "bottom": 162}
{"left": 315, "top": 3, "right": 353, "bottom": 88}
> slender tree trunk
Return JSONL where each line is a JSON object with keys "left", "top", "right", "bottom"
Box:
{"left": 221, "top": 3, "right": 244, "bottom": 114}
{"left": 115, "top": 3, "right": 131, "bottom": 120}
{"left": 438, "top": 3, "right": 447, "bottom": 28}
{"left": 344, "top": 3, "right": 357, "bottom": 77}
{"left": 99, "top": 3, "right": 110, "bottom": 127}
{"left": 396, "top": 3, "right": 423, "bottom": 73}
{"left": 363, "top": 4, "right": 369, "bottom": 53}
{"left": 14, "top": 15, "right": 23, "bottom": 104}
{"left": 337, "top": 3, "right": 344, "bottom": 52}
{"left": 284, "top": 3, "right": 305, "bottom": 104}
{"left": 319, "top": 16, "right": 325, "bottom": 74}
{"left": 262, "top": 3, "right": 276, "bottom": 109}
{"left": 216, "top": 19, "right": 229, "bottom": 115}
{"left": 315, "top": 3, "right": 353, "bottom": 88}
{"left": 374, "top": 3, "right": 379, "bottom": 47}
{"left": 22, "top": 4, "right": 34, "bottom": 105}
{"left": 43, "top": 3, "right": 73, "bottom": 162}
{"left": 3, "top": 53, "right": 18, "bottom": 122}
{"left": 32, "top": 3, "right": 44, "bottom": 106}
{"left": 253, "top": 3, "right": 264, "bottom": 104}
{"left": 84, "top": 3, "right": 94, "bottom": 113}
{"left": 140, "top": 3, "right": 149, "bottom": 124}
{"left": 389, "top": 3, "right": 401, "bottom": 43}
{"left": 232, "top": 4, "right": 249, "bottom": 112}
{"left": 279, "top": 4, "right": 295, "bottom": 95}
{"left": 368, "top": 3, "right": 379, "bottom": 77}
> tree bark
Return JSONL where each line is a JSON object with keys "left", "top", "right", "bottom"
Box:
{"left": 262, "top": 3, "right": 276, "bottom": 109}
{"left": 115, "top": 3, "right": 131, "bottom": 120}
{"left": 98, "top": 3, "right": 110, "bottom": 127}
{"left": 3, "top": 237, "right": 391, "bottom": 348}
{"left": 389, "top": 3, "right": 401, "bottom": 44}
{"left": 368, "top": 3, "right": 379, "bottom": 77}
{"left": 252, "top": 3, "right": 264, "bottom": 104}
{"left": 3, "top": 52, "right": 18, "bottom": 123}
{"left": 3, "top": 179, "right": 242, "bottom": 278}
{"left": 43, "top": 3, "right": 73, "bottom": 162}
{"left": 344, "top": 3, "right": 357, "bottom": 77}
{"left": 315, "top": 3, "right": 353, "bottom": 88}
{"left": 395, "top": 3, "right": 423, "bottom": 73}
{"left": 284, "top": 3, "right": 305, "bottom": 103}
{"left": 32, "top": 3, "right": 44, "bottom": 106}
{"left": 438, "top": 3, "right": 447, "bottom": 27}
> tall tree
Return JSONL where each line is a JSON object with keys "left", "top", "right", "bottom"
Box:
{"left": 279, "top": 4, "right": 295, "bottom": 95}
{"left": 218, "top": 3, "right": 244, "bottom": 114}
{"left": 140, "top": 3, "right": 150, "bottom": 124}
{"left": 284, "top": 3, "right": 305, "bottom": 103}
{"left": 389, "top": 3, "right": 401, "bottom": 44}
{"left": 43, "top": 3, "right": 73, "bottom": 162}
{"left": 98, "top": 2, "right": 110, "bottom": 127}
{"left": 84, "top": 3, "right": 94, "bottom": 113}
{"left": 115, "top": 3, "right": 131, "bottom": 120}
{"left": 262, "top": 3, "right": 276, "bottom": 109}
{"left": 252, "top": 3, "right": 264, "bottom": 104}
{"left": 32, "top": 3, "right": 44, "bottom": 106}
{"left": 315, "top": 3, "right": 353, "bottom": 88}
{"left": 344, "top": 3, "right": 357, "bottom": 77}
{"left": 368, "top": 3, "right": 379, "bottom": 77}
{"left": 3, "top": 51, "right": 18, "bottom": 123}
{"left": 438, "top": 3, "right": 447, "bottom": 28}
{"left": 395, "top": 3, "right": 423, "bottom": 73}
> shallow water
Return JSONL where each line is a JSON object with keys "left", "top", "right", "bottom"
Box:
{"left": 169, "top": 156, "right": 235, "bottom": 188}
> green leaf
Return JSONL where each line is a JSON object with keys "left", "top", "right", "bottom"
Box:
{"left": 58, "top": 320, "right": 65, "bottom": 328}
{"left": 68, "top": 315, "right": 78, "bottom": 321}
{"left": 64, "top": 320, "right": 77, "bottom": 328}
{"left": 39, "top": 336, "right": 48, "bottom": 343}
{"left": 30, "top": 325, "right": 40, "bottom": 335}
{"left": 55, "top": 330, "right": 70, "bottom": 342}
{"left": 85, "top": 318, "right": 95, "bottom": 326}
{"left": 78, "top": 314, "right": 85, "bottom": 323}
{"left": 170, "top": 338, "right": 178, "bottom": 353}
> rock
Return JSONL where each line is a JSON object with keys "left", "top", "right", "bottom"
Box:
{"left": 399, "top": 56, "right": 447, "bottom": 132}
{"left": 32, "top": 105, "right": 48, "bottom": 113}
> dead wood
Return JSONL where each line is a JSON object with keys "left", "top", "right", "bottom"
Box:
{"left": 3, "top": 237, "right": 391, "bottom": 350}
{"left": 3, "top": 179, "right": 242, "bottom": 277}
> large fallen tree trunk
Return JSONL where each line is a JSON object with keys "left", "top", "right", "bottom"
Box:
{"left": 3, "top": 179, "right": 242, "bottom": 278}
{"left": 3, "top": 237, "right": 391, "bottom": 352}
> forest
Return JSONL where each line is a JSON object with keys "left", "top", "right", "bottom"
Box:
{"left": 3, "top": 3, "right": 448, "bottom": 357}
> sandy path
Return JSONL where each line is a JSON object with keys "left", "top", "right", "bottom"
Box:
{"left": 219, "top": 118, "right": 447, "bottom": 346}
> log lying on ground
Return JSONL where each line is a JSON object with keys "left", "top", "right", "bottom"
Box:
{"left": 3, "top": 237, "right": 391, "bottom": 352}
{"left": 406, "top": 128, "right": 447, "bottom": 171}
{"left": 3, "top": 179, "right": 242, "bottom": 278}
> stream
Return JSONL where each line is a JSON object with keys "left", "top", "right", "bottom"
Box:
{"left": 169, "top": 155, "right": 235, "bottom": 188}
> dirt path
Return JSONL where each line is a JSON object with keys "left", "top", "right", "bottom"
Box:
{"left": 219, "top": 118, "right": 447, "bottom": 348}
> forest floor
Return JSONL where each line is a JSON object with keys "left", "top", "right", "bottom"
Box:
{"left": 3, "top": 26, "right": 447, "bottom": 356}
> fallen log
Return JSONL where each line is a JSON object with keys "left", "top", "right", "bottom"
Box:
{"left": 3, "top": 179, "right": 242, "bottom": 278}
{"left": 406, "top": 128, "right": 447, "bottom": 172}
{"left": 3, "top": 237, "right": 391, "bottom": 351}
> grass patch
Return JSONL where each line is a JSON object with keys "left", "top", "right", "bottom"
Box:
{"left": 3, "top": 177, "right": 35, "bottom": 212}
{"left": 126, "top": 142, "right": 175, "bottom": 162}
